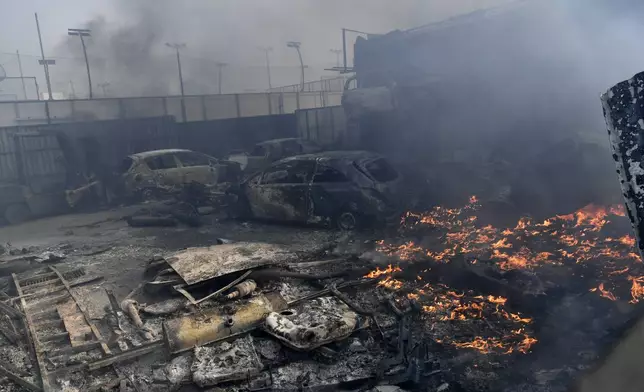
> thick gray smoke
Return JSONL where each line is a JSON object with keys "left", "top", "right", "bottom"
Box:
{"left": 349, "top": 0, "right": 644, "bottom": 216}
{"left": 52, "top": 0, "right": 514, "bottom": 97}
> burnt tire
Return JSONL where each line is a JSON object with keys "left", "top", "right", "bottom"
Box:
{"left": 4, "top": 203, "right": 31, "bottom": 225}
{"left": 336, "top": 211, "right": 359, "bottom": 231}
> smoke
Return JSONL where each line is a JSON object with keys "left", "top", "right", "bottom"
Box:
{"left": 52, "top": 0, "right": 516, "bottom": 97}
{"left": 349, "top": 0, "right": 644, "bottom": 215}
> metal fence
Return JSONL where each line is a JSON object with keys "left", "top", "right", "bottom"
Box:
{"left": 269, "top": 76, "right": 352, "bottom": 93}
{"left": 296, "top": 106, "right": 347, "bottom": 147}
{"left": 0, "top": 91, "right": 343, "bottom": 127}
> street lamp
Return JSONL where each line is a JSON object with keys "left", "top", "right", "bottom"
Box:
{"left": 165, "top": 43, "right": 186, "bottom": 96}
{"left": 166, "top": 43, "right": 187, "bottom": 122}
{"left": 287, "top": 41, "right": 304, "bottom": 92}
{"left": 68, "top": 28, "right": 93, "bottom": 99}
{"left": 258, "top": 46, "right": 273, "bottom": 90}
{"left": 330, "top": 49, "right": 343, "bottom": 67}
{"left": 215, "top": 62, "right": 227, "bottom": 95}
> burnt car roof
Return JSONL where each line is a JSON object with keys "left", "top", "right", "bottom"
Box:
{"left": 256, "top": 138, "right": 307, "bottom": 146}
{"left": 280, "top": 150, "right": 384, "bottom": 164}
{"left": 130, "top": 149, "right": 195, "bottom": 159}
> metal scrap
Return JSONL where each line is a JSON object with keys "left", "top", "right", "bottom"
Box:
{"left": 263, "top": 297, "right": 359, "bottom": 351}
{"left": 165, "top": 242, "right": 298, "bottom": 286}
{"left": 163, "top": 292, "right": 288, "bottom": 354}
{"left": 226, "top": 279, "right": 257, "bottom": 299}
{"left": 191, "top": 335, "right": 263, "bottom": 387}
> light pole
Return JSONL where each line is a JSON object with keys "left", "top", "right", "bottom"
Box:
{"left": 97, "top": 82, "right": 110, "bottom": 97}
{"left": 165, "top": 43, "right": 186, "bottom": 96}
{"left": 287, "top": 41, "right": 304, "bottom": 92}
{"left": 330, "top": 49, "right": 343, "bottom": 67}
{"left": 215, "top": 62, "right": 227, "bottom": 95}
{"left": 68, "top": 28, "right": 93, "bottom": 99}
{"left": 166, "top": 43, "right": 187, "bottom": 122}
{"left": 258, "top": 47, "right": 273, "bottom": 90}
{"left": 15, "top": 51, "right": 28, "bottom": 100}
{"left": 35, "top": 13, "right": 53, "bottom": 100}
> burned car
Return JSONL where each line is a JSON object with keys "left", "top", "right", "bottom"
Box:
{"left": 235, "top": 151, "right": 401, "bottom": 230}
{"left": 227, "top": 138, "right": 322, "bottom": 174}
{"left": 67, "top": 149, "right": 241, "bottom": 207}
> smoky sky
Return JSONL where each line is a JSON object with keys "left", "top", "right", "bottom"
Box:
{"left": 48, "top": 0, "right": 515, "bottom": 97}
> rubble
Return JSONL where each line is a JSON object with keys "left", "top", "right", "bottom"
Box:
{"left": 191, "top": 335, "right": 263, "bottom": 387}
{"left": 263, "top": 297, "right": 359, "bottom": 351}
{"left": 162, "top": 292, "right": 288, "bottom": 354}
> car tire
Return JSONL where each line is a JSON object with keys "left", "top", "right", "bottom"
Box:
{"left": 4, "top": 203, "right": 32, "bottom": 225}
{"left": 336, "top": 211, "right": 359, "bottom": 231}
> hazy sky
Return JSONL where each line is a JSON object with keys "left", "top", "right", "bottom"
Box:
{"left": 0, "top": 0, "right": 515, "bottom": 97}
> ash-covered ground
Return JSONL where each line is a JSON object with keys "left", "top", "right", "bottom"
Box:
{"left": 0, "top": 201, "right": 640, "bottom": 392}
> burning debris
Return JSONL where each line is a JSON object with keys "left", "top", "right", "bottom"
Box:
{"left": 374, "top": 197, "right": 644, "bottom": 304}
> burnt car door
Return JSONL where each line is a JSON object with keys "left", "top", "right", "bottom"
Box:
{"left": 309, "top": 163, "right": 359, "bottom": 224}
{"left": 141, "top": 154, "right": 183, "bottom": 188}
{"left": 245, "top": 160, "right": 315, "bottom": 222}
{"left": 174, "top": 151, "right": 219, "bottom": 185}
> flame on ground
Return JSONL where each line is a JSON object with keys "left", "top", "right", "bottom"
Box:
{"left": 366, "top": 199, "right": 644, "bottom": 355}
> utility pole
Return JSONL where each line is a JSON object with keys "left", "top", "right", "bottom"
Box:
{"left": 68, "top": 28, "right": 93, "bottom": 99}
{"left": 166, "top": 43, "right": 187, "bottom": 122}
{"left": 166, "top": 43, "right": 186, "bottom": 96}
{"left": 69, "top": 80, "right": 76, "bottom": 98}
{"left": 330, "top": 49, "right": 343, "bottom": 67}
{"left": 287, "top": 41, "right": 304, "bottom": 92}
{"left": 15, "top": 51, "right": 28, "bottom": 100}
{"left": 215, "top": 62, "right": 227, "bottom": 95}
{"left": 97, "top": 82, "right": 110, "bottom": 97}
{"left": 35, "top": 13, "right": 53, "bottom": 100}
{"left": 258, "top": 47, "right": 273, "bottom": 90}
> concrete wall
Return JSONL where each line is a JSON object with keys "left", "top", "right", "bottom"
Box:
{"left": 0, "top": 92, "right": 343, "bottom": 127}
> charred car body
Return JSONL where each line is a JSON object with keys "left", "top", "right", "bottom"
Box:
{"left": 67, "top": 149, "right": 241, "bottom": 207}
{"left": 227, "top": 138, "right": 322, "bottom": 174}
{"left": 235, "top": 151, "right": 401, "bottom": 230}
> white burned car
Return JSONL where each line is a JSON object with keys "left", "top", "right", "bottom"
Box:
{"left": 120, "top": 149, "right": 240, "bottom": 196}
{"left": 67, "top": 149, "right": 240, "bottom": 207}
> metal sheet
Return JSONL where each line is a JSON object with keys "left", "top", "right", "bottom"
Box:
{"left": 166, "top": 242, "right": 298, "bottom": 285}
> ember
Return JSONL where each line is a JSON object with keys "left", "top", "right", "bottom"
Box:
{"left": 366, "top": 198, "right": 643, "bottom": 357}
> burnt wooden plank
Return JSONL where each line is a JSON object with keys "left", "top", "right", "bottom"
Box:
{"left": 49, "top": 267, "right": 111, "bottom": 356}
{"left": 12, "top": 273, "right": 48, "bottom": 392}
{"left": 0, "top": 361, "right": 42, "bottom": 391}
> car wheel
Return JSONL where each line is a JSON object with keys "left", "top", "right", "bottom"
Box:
{"left": 336, "top": 211, "right": 359, "bottom": 231}
{"left": 4, "top": 203, "right": 32, "bottom": 225}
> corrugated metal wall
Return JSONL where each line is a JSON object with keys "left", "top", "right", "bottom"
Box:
{"left": 0, "top": 130, "right": 20, "bottom": 183}
{"left": 296, "top": 106, "right": 347, "bottom": 147}
{"left": 177, "top": 114, "right": 297, "bottom": 158}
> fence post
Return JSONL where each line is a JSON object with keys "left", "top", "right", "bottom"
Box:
{"left": 235, "top": 94, "right": 241, "bottom": 118}
{"left": 162, "top": 97, "right": 168, "bottom": 116}
{"left": 296, "top": 92, "right": 300, "bottom": 111}
{"left": 279, "top": 93, "right": 284, "bottom": 114}
{"left": 201, "top": 95, "right": 207, "bottom": 121}
{"left": 13, "top": 102, "right": 20, "bottom": 123}
{"left": 44, "top": 101, "right": 51, "bottom": 124}
{"left": 118, "top": 98, "right": 126, "bottom": 119}
{"left": 180, "top": 97, "right": 187, "bottom": 123}
{"left": 267, "top": 93, "right": 272, "bottom": 115}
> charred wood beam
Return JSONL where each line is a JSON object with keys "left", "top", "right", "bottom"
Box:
{"left": 87, "top": 341, "right": 163, "bottom": 371}
{"left": 12, "top": 273, "right": 48, "bottom": 392}
{"left": 49, "top": 267, "right": 111, "bottom": 356}
{"left": 0, "top": 361, "right": 42, "bottom": 391}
